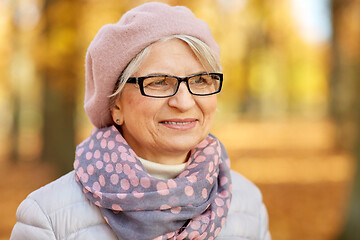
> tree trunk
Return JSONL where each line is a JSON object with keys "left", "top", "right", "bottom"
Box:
{"left": 331, "top": 0, "right": 360, "bottom": 239}
{"left": 42, "top": 72, "right": 76, "bottom": 173}
{"left": 9, "top": 1, "right": 21, "bottom": 164}
{"left": 40, "top": 0, "right": 80, "bottom": 174}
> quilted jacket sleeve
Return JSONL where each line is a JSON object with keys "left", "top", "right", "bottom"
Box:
{"left": 10, "top": 171, "right": 118, "bottom": 240}
{"left": 217, "top": 171, "right": 271, "bottom": 240}
{"left": 259, "top": 202, "right": 271, "bottom": 240}
{"left": 10, "top": 197, "right": 56, "bottom": 240}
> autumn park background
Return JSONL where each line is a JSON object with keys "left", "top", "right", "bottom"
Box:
{"left": 0, "top": 0, "right": 359, "bottom": 239}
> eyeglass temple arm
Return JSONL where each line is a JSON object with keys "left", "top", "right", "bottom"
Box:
{"left": 126, "top": 78, "right": 139, "bottom": 84}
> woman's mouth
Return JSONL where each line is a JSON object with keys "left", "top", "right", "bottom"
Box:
{"left": 162, "top": 121, "right": 192, "bottom": 125}
{"left": 160, "top": 119, "right": 197, "bottom": 130}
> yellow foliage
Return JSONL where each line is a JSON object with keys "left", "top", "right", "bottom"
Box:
{"left": 0, "top": 0, "right": 341, "bottom": 139}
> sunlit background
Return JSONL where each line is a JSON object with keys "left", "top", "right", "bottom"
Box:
{"left": 0, "top": 0, "right": 359, "bottom": 239}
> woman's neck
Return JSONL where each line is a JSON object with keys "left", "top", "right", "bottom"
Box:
{"left": 138, "top": 151, "right": 190, "bottom": 165}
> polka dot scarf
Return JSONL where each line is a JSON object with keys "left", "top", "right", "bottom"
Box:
{"left": 74, "top": 126, "right": 232, "bottom": 240}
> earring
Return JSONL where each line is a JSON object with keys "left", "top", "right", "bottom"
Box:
{"left": 115, "top": 119, "right": 121, "bottom": 124}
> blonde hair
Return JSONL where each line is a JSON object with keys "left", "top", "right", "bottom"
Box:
{"left": 109, "top": 35, "right": 221, "bottom": 110}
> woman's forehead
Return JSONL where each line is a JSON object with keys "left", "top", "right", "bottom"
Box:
{"left": 134, "top": 39, "right": 205, "bottom": 77}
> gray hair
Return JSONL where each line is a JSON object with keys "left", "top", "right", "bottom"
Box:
{"left": 109, "top": 35, "right": 221, "bottom": 109}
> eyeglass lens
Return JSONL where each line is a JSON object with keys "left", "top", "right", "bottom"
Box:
{"left": 142, "top": 74, "right": 221, "bottom": 97}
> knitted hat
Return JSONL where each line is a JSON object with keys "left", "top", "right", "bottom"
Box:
{"left": 84, "top": 2, "right": 220, "bottom": 128}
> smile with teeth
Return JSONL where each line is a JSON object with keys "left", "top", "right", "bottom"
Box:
{"left": 162, "top": 121, "right": 192, "bottom": 125}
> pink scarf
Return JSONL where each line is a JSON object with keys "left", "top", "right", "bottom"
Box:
{"left": 74, "top": 126, "right": 232, "bottom": 240}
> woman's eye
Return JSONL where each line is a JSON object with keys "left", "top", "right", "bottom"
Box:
{"left": 193, "top": 77, "right": 211, "bottom": 85}
{"left": 144, "top": 77, "right": 169, "bottom": 88}
{"left": 151, "top": 80, "right": 167, "bottom": 86}
{"left": 193, "top": 77, "right": 206, "bottom": 84}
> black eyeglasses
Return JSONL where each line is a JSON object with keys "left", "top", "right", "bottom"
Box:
{"left": 126, "top": 73, "right": 223, "bottom": 98}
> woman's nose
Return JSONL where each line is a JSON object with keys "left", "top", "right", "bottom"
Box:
{"left": 167, "top": 82, "right": 195, "bottom": 111}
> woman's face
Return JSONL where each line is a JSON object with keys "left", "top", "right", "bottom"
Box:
{"left": 112, "top": 39, "right": 218, "bottom": 164}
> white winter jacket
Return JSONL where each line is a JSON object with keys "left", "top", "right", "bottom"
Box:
{"left": 10, "top": 170, "right": 270, "bottom": 240}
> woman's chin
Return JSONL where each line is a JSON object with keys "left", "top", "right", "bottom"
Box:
{"left": 158, "top": 135, "right": 205, "bottom": 153}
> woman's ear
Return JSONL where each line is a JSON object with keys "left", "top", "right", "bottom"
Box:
{"left": 111, "top": 101, "right": 124, "bottom": 126}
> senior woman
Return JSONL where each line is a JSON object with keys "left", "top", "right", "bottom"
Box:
{"left": 11, "top": 2, "right": 270, "bottom": 240}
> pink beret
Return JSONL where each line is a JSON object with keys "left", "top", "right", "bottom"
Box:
{"left": 84, "top": 2, "right": 220, "bottom": 128}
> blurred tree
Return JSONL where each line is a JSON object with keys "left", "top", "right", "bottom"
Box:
{"left": 38, "top": 0, "right": 82, "bottom": 173}
{"left": 8, "top": 0, "right": 33, "bottom": 163}
{"left": 211, "top": 0, "right": 328, "bottom": 120}
{"left": 8, "top": 1, "right": 21, "bottom": 163}
{"left": 331, "top": 0, "right": 360, "bottom": 239}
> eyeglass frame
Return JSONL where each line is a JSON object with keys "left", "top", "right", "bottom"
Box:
{"left": 124, "top": 72, "right": 223, "bottom": 98}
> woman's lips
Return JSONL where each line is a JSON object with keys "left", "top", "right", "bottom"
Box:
{"left": 159, "top": 118, "right": 197, "bottom": 130}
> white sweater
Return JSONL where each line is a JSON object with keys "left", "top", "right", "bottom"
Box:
{"left": 10, "top": 170, "right": 271, "bottom": 240}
